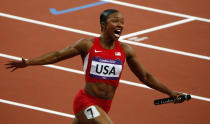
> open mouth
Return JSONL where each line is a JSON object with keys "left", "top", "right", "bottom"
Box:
{"left": 114, "top": 29, "right": 121, "bottom": 38}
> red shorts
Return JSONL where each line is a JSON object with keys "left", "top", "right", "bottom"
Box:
{"left": 73, "top": 89, "right": 112, "bottom": 114}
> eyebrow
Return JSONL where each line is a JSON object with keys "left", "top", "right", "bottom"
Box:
{"left": 110, "top": 17, "right": 124, "bottom": 20}
{"left": 113, "top": 16, "right": 123, "bottom": 18}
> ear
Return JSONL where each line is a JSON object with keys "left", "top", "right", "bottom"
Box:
{"left": 100, "top": 22, "right": 106, "bottom": 32}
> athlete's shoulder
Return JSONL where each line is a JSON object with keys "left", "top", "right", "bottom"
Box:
{"left": 119, "top": 42, "right": 135, "bottom": 59}
{"left": 74, "top": 38, "right": 93, "bottom": 48}
{"left": 76, "top": 38, "right": 94, "bottom": 45}
{"left": 74, "top": 38, "right": 94, "bottom": 56}
{"left": 119, "top": 42, "right": 129, "bottom": 49}
{"left": 118, "top": 42, "right": 133, "bottom": 53}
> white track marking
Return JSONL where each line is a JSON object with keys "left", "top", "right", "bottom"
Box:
{"left": 120, "top": 39, "right": 210, "bottom": 60}
{"left": 101, "top": 0, "right": 210, "bottom": 23}
{"left": 120, "top": 18, "right": 195, "bottom": 39}
{"left": 120, "top": 79, "right": 151, "bottom": 89}
{"left": 0, "top": 12, "right": 209, "bottom": 60}
{"left": 127, "top": 36, "right": 148, "bottom": 42}
{"left": 1, "top": 53, "right": 210, "bottom": 102}
{"left": 0, "top": 99, "right": 75, "bottom": 118}
{"left": 0, "top": 13, "right": 99, "bottom": 37}
{"left": 191, "top": 95, "right": 210, "bottom": 102}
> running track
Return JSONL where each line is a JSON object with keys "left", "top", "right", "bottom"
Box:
{"left": 0, "top": 0, "right": 210, "bottom": 124}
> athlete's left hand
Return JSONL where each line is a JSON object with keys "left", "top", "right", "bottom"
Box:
{"left": 169, "top": 91, "right": 185, "bottom": 104}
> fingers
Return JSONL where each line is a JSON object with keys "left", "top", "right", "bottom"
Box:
{"left": 5, "top": 66, "right": 17, "bottom": 72}
{"left": 6, "top": 65, "right": 15, "bottom": 69}
{"left": 169, "top": 91, "right": 185, "bottom": 104}
{"left": 5, "top": 59, "right": 24, "bottom": 72}
{"left": 5, "top": 61, "right": 16, "bottom": 68}
{"left": 5, "top": 60, "right": 19, "bottom": 66}
{"left": 5, "top": 65, "right": 17, "bottom": 72}
{"left": 11, "top": 67, "right": 17, "bottom": 72}
{"left": 5, "top": 62, "right": 14, "bottom": 68}
{"left": 174, "top": 94, "right": 185, "bottom": 104}
{"left": 174, "top": 96, "right": 181, "bottom": 104}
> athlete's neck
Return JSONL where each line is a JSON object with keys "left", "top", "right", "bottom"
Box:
{"left": 100, "top": 35, "right": 116, "bottom": 49}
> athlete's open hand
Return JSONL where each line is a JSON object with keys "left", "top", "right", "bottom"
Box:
{"left": 5, "top": 58, "right": 28, "bottom": 72}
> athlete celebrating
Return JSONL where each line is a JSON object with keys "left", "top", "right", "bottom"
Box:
{"left": 5, "top": 9, "right": 183, "bottom": 124}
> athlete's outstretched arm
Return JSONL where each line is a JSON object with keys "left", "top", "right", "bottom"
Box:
{"left": 5, "top": 38, "right": 87, "bottom": 72}
{"left": 122, "top": 43, "right": 182, "bottom": 100}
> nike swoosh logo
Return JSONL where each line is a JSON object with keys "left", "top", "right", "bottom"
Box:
{"left": 95, "top": 50, "right": 103, "bottom": 53}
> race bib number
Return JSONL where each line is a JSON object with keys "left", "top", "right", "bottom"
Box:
{"left": 84, "top": 106, "right": 100, "bottom": 119}
{"left": 90, "top": 57, "right": 123, "bottom": 80}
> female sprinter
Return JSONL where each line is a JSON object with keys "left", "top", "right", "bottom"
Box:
{"left": 5, "top": 9, "right": 183, "bottom": 124}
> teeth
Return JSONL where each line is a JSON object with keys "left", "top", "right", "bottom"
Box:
{"left": 114, "top": 33, "right": 120, "bottom": 38}
{"left": 116, "top": 29, "right": 121, "bottom": 33}
{"left": 114, "top": 29, "right": 121, "bottom": 34}
{"left": 114, "top": 29, "right": 121, "bottom": 38}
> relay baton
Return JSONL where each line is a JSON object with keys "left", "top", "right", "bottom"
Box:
{"left": 154, "top": 94, "right": 191, "bottom": 105}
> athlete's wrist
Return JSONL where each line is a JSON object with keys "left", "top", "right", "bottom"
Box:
{"left": 25, "top": 59, "right": 31, "bottom": 66}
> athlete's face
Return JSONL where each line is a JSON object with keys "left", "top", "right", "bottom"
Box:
{"left": 103, "top": 12, "right": 124, "bottom": 40}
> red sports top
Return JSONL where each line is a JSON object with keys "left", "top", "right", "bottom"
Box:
{"left": 83, "top": 37, "right": 126, "bottom": 87}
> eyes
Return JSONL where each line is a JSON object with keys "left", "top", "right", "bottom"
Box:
{"left": 109, "top": 18, "right": 124, "bottom": 25}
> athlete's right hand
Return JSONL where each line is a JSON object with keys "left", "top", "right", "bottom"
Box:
{"left": 5, "top": 58, "right": 28, "bottom": 72}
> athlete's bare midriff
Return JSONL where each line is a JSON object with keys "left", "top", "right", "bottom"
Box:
{"left": 84, "top": 82, "right": 117, "bottom": 100}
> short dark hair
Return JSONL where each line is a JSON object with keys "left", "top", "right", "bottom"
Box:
{"left": 100, "top": 9, "right": 119, "bottom": 24}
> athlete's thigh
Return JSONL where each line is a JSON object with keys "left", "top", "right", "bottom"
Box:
{"left": 75, "top": 105, "right": 114, "bottom": 124}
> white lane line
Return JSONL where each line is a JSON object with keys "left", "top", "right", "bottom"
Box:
{"left": 0, "top": 12, "right": 209, "bottom": 60}
{"left": 0, "top": 12, "right": 100, "bottom": 37}
{"left": 191, "top": 95, "right": 210, "bottom": 102}
{"left": 127, "top": 36, "right": 149, "bottom": 42}
{"left": 120, "top": 79, "right": 151, "bottom": 89}
{"left": 0, "top": 99, "right": 75, "bottom": 118}
{"left": 1, "top": 53, "right": 210, "bottom": 102}
{"left": 101, "top": 0, "right": 210, "bottom": 23}
{"left": 120, "top": 39, "right": 210, "bottom": 60}
{"left": 120, "top": 18, "right": 195, "bottom": 39}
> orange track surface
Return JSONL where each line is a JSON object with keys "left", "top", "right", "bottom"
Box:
{"left": 0, "top": 0, "right": 210, "bottom": 124}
